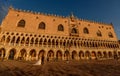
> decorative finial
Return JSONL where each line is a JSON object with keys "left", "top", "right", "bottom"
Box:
{"left": 9, "top": 5, "right": 14, "bottom": 10}
{"left": 110, "top": 22, "right": 113, "bottom": 25}
{"left": 70, "top": 12, "right": 74, "bottom": 18}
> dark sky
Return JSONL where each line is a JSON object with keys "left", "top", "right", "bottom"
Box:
{"left": 0, "top": 0, "right": 120, "bottom": 39}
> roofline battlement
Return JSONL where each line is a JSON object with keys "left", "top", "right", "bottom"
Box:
{"left": 9, "top": 6, "right": 67, "bottom": 19}
{"left": 9, "top": 6, "right": 113, "bottom": 26}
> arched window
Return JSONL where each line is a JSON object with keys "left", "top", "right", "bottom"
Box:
{"left": 108, "top": 32, "right": 113, "bottom": 38}
{"left": 83, "top": 27, "right": 89, "bottom": 34}
{"left": 17, "top": 19, "right": 25, "bottom": 27}
{"left": 1, "top": 35, "right": 5, "bottom": 42}
{"left": 97, "top": 30, "right": 102, "bottom": 37}
{"left": 58, "top": 24, "right": 64, "bottom": 31}
{"left": 38, "top": 22, "right": 46, "bottom": 29}
{"left": 71, "top": 28, "right": 77, "bottom": 33}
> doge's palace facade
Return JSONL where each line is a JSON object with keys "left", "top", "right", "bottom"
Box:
{"left": 0, "top": 7, "right": 120, "bottom": 61}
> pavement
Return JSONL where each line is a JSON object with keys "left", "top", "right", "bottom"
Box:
{"left": 0, "top": 59, "right": 120, "bottom": 76}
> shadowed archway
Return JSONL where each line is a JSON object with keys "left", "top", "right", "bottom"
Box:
{"left": 38, "top": 50, "right": 45, "bottom": 59}
{"left": 91, "top": 51, "right": 96, "bottom": 59}
{"left": 64, "top": 50, "right": 70, "bottom": 60}
{"left": 8, "top": 49, "right": 16, "bottom": 60}
{"left": 72, "top": 51, "right": 77, "bottom": 60}
{"left": 103, "top": 51, "right": 107, "bottom": 58}
{"left": 47, "top": 50, "right": 54, "bottom": 61}
{"left": 0, "top": 48, "right": 5, "bottom": 59}
{"left": 19, "top": 49, "right": 27, "bottom": 60}
{"left": 108, "top": 51, "right": 113, "bottom": 58}
{"left": 79, "top": 51, "right": 84, "bottom": 59}
{"left": 29, "top": 49, "right": 36, "bottom": 60}
{"left": 85, "top": 51, "right": 90, "bottom": 59}
{"left": 97, "top": 51, "right": 102, "bottom": 58}
{"left": 56, "top": 50, "right": 62, "bottom": 60}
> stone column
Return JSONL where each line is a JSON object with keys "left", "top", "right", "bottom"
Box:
{"left": 5, "top": 50, "right": 9, "bottom": 60}
{"left": 14, "top": 51, "right": 19, "bottom": 60}
{"left": 44, "top": 53, "right": 48, "bottom": 62}
{"left": 35, "top": 52, "right": 39, "bottom": 60}
{"left": 26, "top": 53, "right": 29, "bottom": 61}
{"left": 41, "top": 42, "right": 43, "bottom": 47}
{"left": 54, "top": 52, "right": 56, "bottom": 61}
{"left": 76, "top": 53, "right": 79, "bottom": 60}
{"left": 1, "top": 50, "right": 4, "bottom": 59}
{"left": 9, "top": 39, "right": 12, "bottom": 46}
{"left": 69, "top": 53, "right": 72, "bottom": 60}
{"left": 62, "top": 54, "right": 64, "bottom": 60}
{"left": 33, "top": 40, "right": 35, "bottom": 47}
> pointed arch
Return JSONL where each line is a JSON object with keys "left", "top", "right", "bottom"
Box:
{"left": 48, "top": 39, "right": 51, "bottom": 46}
{"left": 63, "top": 40, "right": 66, "bottom": 47}
{"left": 38, "top": 22, "right": 46, "bottom": 29}
{"left": 52, "top": 39, "right": 55, "bottom": 45}
{"left": 1, "top": 35, "right": 5, "bottom": 42}
{"left": 19, "top": 49, "right": 27, "bottom": 60}
{"left": 85, "top": 51, "right": 90, "bottom": 59}
{"left": 118, "top": 51, "right": 120, "bottom": 57}
{"left": 83, "top": 27, "right": 89, "bottom": 34}
{"left": 74, "top": 40, "right": 77, "bottom": 46}
{"left": 79, "top": 51, "right": 84, "bottom": 59}
{"left": 64, "top": 50, "right": 70, "bottom": 60}
{"left": 6, "top": 36, "right": 11, "bottom": 43}
{"left": 72, "top": 50, "right": 77, "bottom": 60}
{"left": 8, "top": 48, "right": 16, "bottom": 60}
{"left": 17, "top": 19, "right": 25, "bottom": 27}
{"left": 71, "top": 28, "right": 77, "bottom": 33}
{"left": 60, "top": 39, "right": 62, "bottom": 46}
{"left": 103, "top": 51, "right": 107, "bottom": 58}
{"left": 21, "top": 37, "right": 25, "bottom": 44}
{"left": 35, "top": 38, "right": 38, "bottom": 46}
{"left": 39, "top": 38, "right": 43, "bottom": 45}
{"left": 0, "top": 48, "right": 6, "bottom": 59}
{"left": 56, "top": 50, "right": 62, "bottom": 60}
{"left": 47, "top": 50, "right": 54, "bottom": 61}
{"left": 97, "top": 30, "right": 102, "bottom": 37}
{"left": 70, "top": 40, "right": 73, "bottom": 46}
{"left": 97, "top": 51, "right": 102, "bottom": 58}
{"left": 56, "top": 39, "right": 59, "bottom": 46}
{"left": 29, "top": 49, "right": 36, "bottom": 60}
{"left": 43, "top": 38, "right": 47, "bottom": 45}
{"left": 58, "top": 24, "right": 64, "bottom": 31}
{"left": 91, "top": 51, "right": 96, "bottom": 59}
{"left": 108, "top": 32, "right": 113, "bottom": 38}
{"left": 38, "top": 50, "right": 45, "bottom": 59}
{"left": 67, "top": 40, "right": 70, "bottom": 47}
{"left": 16, "top": 37, "right": 20, "bottom": 44}
{"left": 11, "top": 36, "right": 16, "bottom": 44}
{"left": 25, "top": 37, "right": 30, "bottom": 45}
{"left": 108, "top": 51, "right": 113, "bottom": 58}
{"left": 30, "top": 38, "right": 34, "bottom": 45}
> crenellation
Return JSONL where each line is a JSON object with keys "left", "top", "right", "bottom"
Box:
{"left": 26, "top": 10, "right": 30, "bottom": 13}
{"left": 7, "top": 7, "right": 113, "bottom": 26}
{"left": 37, "top": 12, "right": 40, "bottom": 14}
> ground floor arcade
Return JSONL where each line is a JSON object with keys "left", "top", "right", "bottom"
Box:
{"left": 0, "top": 46, "right": 120, "bottom": 61}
